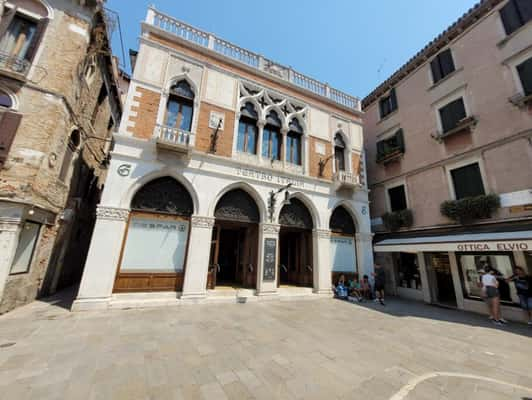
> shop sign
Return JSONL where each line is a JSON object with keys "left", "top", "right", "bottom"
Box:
{"left": 263, "top": 238, "right": 277, "bottom": 281}
{"left": 456, "top": 242, "right": 529, "bottom": 252}
{"left": 236, "top": 167, "right": 305, "bottom": 188}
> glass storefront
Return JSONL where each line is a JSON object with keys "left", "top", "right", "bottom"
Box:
{"left": 396, "top": 252, "right": 421, "bottom": 290}
{"left": 458, "top": 253, "right": 519, "bottom": 305}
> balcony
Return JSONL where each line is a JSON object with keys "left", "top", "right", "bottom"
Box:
{"left": 333, "top": 171, "right": 362, "bottom": 190}
{"left": 145, "top": 7, "right": 361, "bottom": 113}
{"left": 154, "top": 124, "right": 194, "bottom": 155}
{"left": 0, "top": 51, "right": 31, "bottom": 81}
{"left": 509, "top": 92, "right": 532, "bottom": 109}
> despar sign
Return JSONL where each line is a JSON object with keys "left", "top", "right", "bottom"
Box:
{"left": 456, "top": 242, "right": 530, "bottom": 251}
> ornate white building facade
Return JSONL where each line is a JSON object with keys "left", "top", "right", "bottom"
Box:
{"left": 73, "top": 7, "right": 373, "bottom": 310}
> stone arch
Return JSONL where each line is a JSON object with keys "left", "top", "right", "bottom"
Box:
{"left": 238, "top": 96, "right": 263, "bottom": 120}
{"left": 263, "top": 104, "right": 286, "bottom": 128}
{"left": 122, "top": 170, "right": 199, "bottom": 215}
{"left": 328, "top": 200, "right": 361, "bottom": 232}
{"left": 209, "top": 182, "right": 267, "bottom": 223}
{"left": 214, "top": 189, "right": 260, "bottom": 223}
{"left": 11, "top": 0, "right": 53, "bottom": 19}
{"left": 274, "top": 191, "right": 320, "bottom": 229}
{"left": 329, "top": 205, "right": 357, "bottom": 235}
{"left": 0, "top": 85, "right": 19, "bottom": 110}
{"left": 131, "top": 176, "right": 194, "bottom": 217}
{"left": 165, "top": 74, "right": 198, "bottom": 98}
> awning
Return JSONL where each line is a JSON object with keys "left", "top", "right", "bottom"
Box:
{"left": 374, "top": 230, "right": 532, "bottom": 253}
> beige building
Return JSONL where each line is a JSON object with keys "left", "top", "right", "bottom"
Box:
{"left": 0, "top": 0, "right": 122, "bottom": 313}
{"left": 73, "top": 7, "right": 373, "bottom": 310}
{"left": 364, "top": 0, "right": 532, "bottom": 320}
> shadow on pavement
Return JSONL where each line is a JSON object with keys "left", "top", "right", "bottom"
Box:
{"left": 342, "top": 296, "right": 532, "bottom": 338}
{"left": 38, "top": 284, "right": 78, "bottom": 311}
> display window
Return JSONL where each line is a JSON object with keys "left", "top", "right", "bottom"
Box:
{"left": 396, "top": 252, "right": 421, "bottom": 290}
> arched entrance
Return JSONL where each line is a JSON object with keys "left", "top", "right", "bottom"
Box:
{"left": 114, "top": 177, "right": 193, "bottom": 292}
{"left": 278, "top": 198, "right": 314, "bottom": 287}
{"left": 208, "top": 189, "right": 260, "bottom": 289}
{"left": 329, "top": 206, "right": 358, "bottom": 284}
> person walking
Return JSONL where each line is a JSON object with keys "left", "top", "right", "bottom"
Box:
{"left": 481, "top": 266, "right": 506, "bottom": 325}
{"left": 372, "top": 264, "right": 386, "bottom": 306}
{"left": 507, "top": 266, "right": 532, "bottom": 325}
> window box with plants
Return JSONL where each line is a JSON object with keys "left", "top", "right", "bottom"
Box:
{"left": 440, "top": 194, "right": 500, "bottom": 224}
{"left": 381, "top": 209, "right": 413, "bottom": 232}
{"left": 376, "top": 129, "right": 405, "bottom": 164}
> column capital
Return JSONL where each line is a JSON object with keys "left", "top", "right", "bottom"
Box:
{"left": 190, "top": 215, "right": 215, "bottom": 229}
{"left": 96, "top": 206, "right": 130, "bottom": 222}
{"left": 261, "top": 223, "right": 280, "bottom": 234}
{"left": 313, "top": 229, "right": 331, "bottom": 239}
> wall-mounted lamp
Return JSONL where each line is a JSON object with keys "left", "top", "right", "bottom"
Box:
{"left": 268, "top": 183, "right": 292, "bottom": 222}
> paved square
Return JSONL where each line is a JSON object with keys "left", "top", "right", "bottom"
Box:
{"left": 0, "top": 295, "right": 531, "bottom": 399}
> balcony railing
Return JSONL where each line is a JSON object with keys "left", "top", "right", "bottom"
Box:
{"left": 333, "top": 171, "right": 362, "bottom": 190}
{"left": 146, "top": 7, "right": 361, "bottom": 112}
{"left": 0, "top": 51, "right": 31, "bottom": 78}
{"left": 154, "top": 124, "right": 194, "bottom": 154}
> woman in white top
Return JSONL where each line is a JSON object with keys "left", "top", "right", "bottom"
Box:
{"left": 481, "top": 267, "right": 505, "bottom": 325}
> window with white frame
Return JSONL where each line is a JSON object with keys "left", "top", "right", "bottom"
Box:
{"left": 164, "top": 80, "right": 194, "bottom": 132}
{"left": 333, "top": 133, "right": 346, "bottom": 172}
{"left": 438, "top": 97, "right": 467, "bottom": 133}
{"left": 237, "top": 102, "right": 258, "bottom": 155}
{"left": 262, "top": 110, "right": 282, "bottom": 160}
{"left": 387, "top": 185, "right": 408, "bottom": 212}
{"left": 430, "top": 49, "right": 455, "bottom": 84}
{"left": 286, "top": 118, "right": 303, "bottom": 165}
{"left": 516, "top": 57, "right": 532, "bottom": 96}
{"left": 10, "top": 221, "right": 41, "bottom": 274}
{"left": 499, "top": 0, "right": 532, "bottom": 36}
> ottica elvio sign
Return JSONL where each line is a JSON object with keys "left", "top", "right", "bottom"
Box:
{"left": 456, "top": 242, "right": 530, "bottom": 252}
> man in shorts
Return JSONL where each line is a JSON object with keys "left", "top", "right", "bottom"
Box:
{"left": 372, "top": 263, "right": 386, "bottom": 305}
{"left": 507, "top": 266, "right": 532, "bottom": 325}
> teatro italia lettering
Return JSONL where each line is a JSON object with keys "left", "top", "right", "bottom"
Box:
{"left": 236, "top": 167, "right": 305, "bottom": 187}
{"left": 456, "top": 242, "right": 530, "bottom": 251}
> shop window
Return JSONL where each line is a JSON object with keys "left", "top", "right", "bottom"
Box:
{"left": 430, "top": 49, "right": 455, "bottom": 84}
{"left": 59, "top": 130, "right": 81, "bottom": 182}
{"left": 10, "top": 221, "right": 41, "bottom": 274}
{"left": 262, "top": 110, "right": 281, "bottom": 160}
{"left": 397, "top": 252, "right": 421, "bottom": 290}
{"left": 450, "top": 162, "right": 485, "bottom": 200}
{"left": 459, "top": 253, "right": 519, "bottom": 305}
{"left": 0, "top": 6, "right": 48, "bottom": 65}
{"left": 517, "top": 57, "right": 532, "bottom": 96}
{"left": 286, "top": 118, "right": 303, "bottom": 165}
{"left": 500, "top": 0, "right": 532, "bottom": 36}
{"left": 379, "top": 88, "right": 397, "bottom": 119}
{"left": 237, "top": 102, "right": 258, "bottom": 155}
{"left": 334, "top": 133, "right": 346, "bottom": 171}
{"left": 439, "top": 97, "right": 467, "bottom": 133}
{"left": 165, "top": 80, "right": 194, "bottom": 132}
{"left": 388, "top": 185, "right": 407, "bottom": 212}
{"left": 376, "top": 128, "right": 404, "bottom": 163}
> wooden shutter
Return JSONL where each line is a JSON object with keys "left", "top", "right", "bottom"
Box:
{"left": 439, "top": 49, "right": 455, "bottom": 77}
{"left": 430, "top": 57, "right": 442, "bottom": 83}
{"left": 376, "top": 140, "right": 385, "bottom": 161}
{"left": 25, "top": 17, "right": 49, "bottom": 62}
{"left": 516, "top": 0, "right": 532, "bottom": 24}
{"left": 440, "top": 98, "right": 466, "bottom": 133}
{"left": 395, "top": 129, "right": 405, "bottom": 153}
{"left": 390, "top": 88, "right": 398, "bottom": 111}
{"left": 517, "top": 57, "right": 532, "bottom": 96}
{"left": 0, "top": 111, "right": 22, "bottom": 166}
{"left": 451, "top": 163, "right": 485, "bottom": 200}
{"left": 388, "top": 185, "right": 407, "bottom": 212}
{"left": 500, "top": 1, "right": 522, "bottom": 35}
{"left": 0, "top": 6, "right": 17, "bottom": 38}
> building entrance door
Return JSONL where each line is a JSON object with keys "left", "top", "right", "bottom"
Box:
{"left": 279, "top": 229, "right": 313, "bottom": 287}
{"left": 426, "top": 253, "right": 457, "bottom": 307}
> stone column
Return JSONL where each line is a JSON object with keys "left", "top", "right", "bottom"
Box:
{"left": 416, "top": 252, "right": 432, "bottom": 303}
{"left": 257, "top": 120, "right": 265, "bottom": 159}
{"left": 256, "top": 223, "right": 280, "bottom": 296}
{"left": 448, "top": 251, "right": 465, "bottom": 309}
{"left": 181, "top": 216, "right": 215, "bottom": 301}
{"left": 355, "top": 232, "right": 374, "bottom": 279}
{"left": 281, "top": 127, "right": 288, "bottom": 168}
{"left": 313, "top": 229, "right": 332, "bottom": 294}
{"left": 0, "top": 220, "right": 21, "bottom": 302}
{"left": 72, "top": 206, "right": 129, "bottom": 311}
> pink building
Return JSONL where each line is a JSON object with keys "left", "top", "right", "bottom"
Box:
{"left": 363, "top": 0, "right": 532, "bottom": 321}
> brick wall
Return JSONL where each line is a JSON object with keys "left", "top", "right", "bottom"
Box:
{"left": 308, "top": 137, "right": 332, "bottom": 180}
{"left": 195, "top": 102, "right": 235, "bottom": 157}
{"left": 127, "top": 87, "right": 161, "bottom": 140}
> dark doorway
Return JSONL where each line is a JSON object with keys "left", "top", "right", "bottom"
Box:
{"left": 217, "top": 228, "right": 240, "bottom": 284}
{"left": 426, "top": 253, "right": 457, "bottom": 307}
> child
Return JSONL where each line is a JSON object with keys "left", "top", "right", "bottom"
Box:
{"left": 361, "top": 275, "right": 371, "bottom": 300}
{"left": 335, "top": 274, "right": 348, "bottom": 300}
{"left": 349, "top": 275, "right": 364, "bottom": 302}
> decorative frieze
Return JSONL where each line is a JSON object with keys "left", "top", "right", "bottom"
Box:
{"left": 191, "top": 216, "right": 215, "bottom": 229}
{"left": 261, "top": 223, "right": 280, "bottom": 234}
{"left": 96, "top": 206, "right": 130, "bottom": 221}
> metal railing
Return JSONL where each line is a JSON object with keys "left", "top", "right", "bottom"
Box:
{"left": 154, "top": 124, "right": 194, "bottom": 149}
{"left": 147, "top": 7, "right": 361, "bottom": 112}
{"left": 0, "top": 51, "right": 31, "bottom": 76}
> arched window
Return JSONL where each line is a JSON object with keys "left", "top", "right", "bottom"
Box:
{"left": 262, "top": 110, "right": 282, "bottom": 160}
{"left": 165, "top": 80, "right": 194, "bottom": 132}
{"left": 334, "top": 133, "right": 346, "bottom": 171}
{"left": 237, "top": 102, "right": 258, "bottom": 154}
{"left": 0, "top": 90, "right": 13, "bottom": 108}
{"left": 286, "top": 118, "right": 303, "bottom": 165}
{"left": 330, "top": 206, "right": 356, "bottom": 235}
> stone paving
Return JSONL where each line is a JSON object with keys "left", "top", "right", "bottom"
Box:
{"left": 0, "top": 293, "right": 531, "bottom": 400}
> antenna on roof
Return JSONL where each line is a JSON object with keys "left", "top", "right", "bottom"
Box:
{"left": 377, "top": 58, "right": 387, "bottom": 81}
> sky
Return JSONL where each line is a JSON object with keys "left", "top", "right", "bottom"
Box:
{"left": 105, "top": 0, "right": 478, "bottom": 99}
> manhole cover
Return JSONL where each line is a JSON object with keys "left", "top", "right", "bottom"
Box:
{"left": 0, "top": 342, "right": 16, "bottom": 348}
